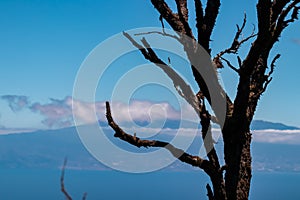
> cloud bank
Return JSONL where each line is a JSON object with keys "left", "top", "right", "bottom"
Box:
{"left": 1, "top": 95, "right": 300, "bottom": 145}
{"left": 252, "top": 129, "right": 300, "bottom": 144}
{"left": 1, "top": 95, "right": 189, "bottom": 129}
{"left": 30, "top": 97, "right": 73, "bottom": 128}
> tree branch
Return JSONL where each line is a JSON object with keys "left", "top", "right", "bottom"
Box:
{"left": 134, "top": 31, "right": 180, "bottom": 43}
{"left": 254, "top": 54, "right": 281, "bottom": 98}
{"left": 203, "top": 0, "right": 221, "bottom": 37}
{"left": 274, "top": 0, "right": 300, "bottom": 40}
{"left": 194, "top": 0, "right": 204, "bottom": 43}
{"left": 105, "top": 101, "right": 214, "bottom": 171}
{"left": 200, "top": 0, "right": 221, "bottom": 53}
{"left": 242, "top": 0, "right": 299, "bottom": 76}
{"left": 271, "top": 0, "right": 290, "bottom": 23}
{"left": 196, "top": 93, "right": 226, "bottom": 199}
{"left": 60, "top": 158, "right": 88, "bottom": 200}
{"left": 196, "top": 92, "right": 218, "bottom": 158}
{"left": 175, "top": 0, "right": 194, "bottom": 38}
{"left": 106, "top": 100, "right": 226, "bottom": 198}
{"left": 150, "top": 0, "right": 186, "bottom": 35}
{"left": 123, "top": 32, "right": 203, "bottom": 117}
{"left": 107, "top": 100, "right": 227, "bottom": 197}
{"left": 206, "top": 184, "right": 214, "bottom": 200}
{"left": 239, "top": 1, "right": 299, "bottom": 119}
{"left": 159, "top": 14, "right": 165, "bottom": 31}
{"left": 61, "top": 158, "right": 73, "bottom": 200}
{"left": 220, "top": 57, "right": 240, "bottom": 74}
{"left": 125, "top": 31, "right": 233, "bottom": 129}
{"left": 124, "top": 33, "right": 228, "bottom": 195}
{"left": 213, "top": 13, "right": 256, "bottom": 69}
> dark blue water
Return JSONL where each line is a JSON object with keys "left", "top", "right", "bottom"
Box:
{"left": 0, "top": 169, "right": 299, "bottom": 199}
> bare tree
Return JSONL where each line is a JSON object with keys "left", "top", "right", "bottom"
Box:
{"left": 105, "top": 1, "right": 300, "bottom": 199}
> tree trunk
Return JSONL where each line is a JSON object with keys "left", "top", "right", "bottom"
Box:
{"left": 222, "top": 119, "right": 252, "bottom": 200}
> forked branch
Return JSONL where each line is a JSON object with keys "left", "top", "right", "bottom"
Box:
{"left": 214, "top": 14, "right": 256, "bottom": 71}
{"left": 60, "top": 158, "right": 87, "bottom": 200}
{"left": 219, "top": 14, "right": 256, "bottom": 56}
{"left": 61, "top": 158, "right": 73, "bottom": 200}
{"left": 275, "top": 0, "right": 300, "bottom": 37}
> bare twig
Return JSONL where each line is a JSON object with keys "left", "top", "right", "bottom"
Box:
{"left": 134, "top": 31, "right": 180, "bottom": 42}
{"left": 220, "top": 57, "right": 240, "bottom": 74}
{"left": 82, "top": 193, "right": 88, "bottom": 200}
{"left": 60, "top": 158, "right": 88, "bottom": 200}
{"left": 268, "top": 54, "right": 280, "bottom": 77}
{"left": 283, "top": 5, "right": 300, "bottom": 24}
{"left": 256, "top": 54, "right": 281, "bottom": 97}
{"left": 159, "top": 14, "right": 165, "bottom": 31}
{"left": 214, "top": 13, "right": 257, "bottom": 60}
{"left": 61, "top": 158, "right": 72, "bottom": 200}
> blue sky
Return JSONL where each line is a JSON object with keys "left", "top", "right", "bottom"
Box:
{"left": 0, "top": 0, "right": 299, "bottom": 131}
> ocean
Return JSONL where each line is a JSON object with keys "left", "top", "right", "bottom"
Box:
{"left": 0, "top": 169, "right": 299, "bottom": 199}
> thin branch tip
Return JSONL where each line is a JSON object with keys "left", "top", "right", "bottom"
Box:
{"left": 60, "top": 158, "right": 72, "bottom": 200}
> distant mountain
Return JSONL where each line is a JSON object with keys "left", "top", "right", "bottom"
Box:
{"left": 115, "top": 118, "right": 200, "bottom": 129}
{"left": 0, "top": 127, "right": 107, "bottom": 170}
{"left": 250, "top": 120, "right": 299, "bottom": 130}
{"left": 0, "top": 120, "right": 299, "bottom": 172}
{"left": 112, "top": 119, "right": 300, "bottom": 130}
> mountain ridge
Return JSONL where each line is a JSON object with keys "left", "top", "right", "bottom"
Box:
{"left": 0, "top": 120, "right": 299, "bottom": 172}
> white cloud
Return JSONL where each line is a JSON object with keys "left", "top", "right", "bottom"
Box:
{"left": 1, "top": 95, "right": 197, "bottom": 130}
{"left": 2, "top": 95, "right": 299, "bottom": 145}
{"left": 70, "top": 98, "right": 105, "bottom": 124}
{"left": 252, "top": 129, "right": 300, "bottom": 144}
{"left": 109, "top": 100, "right": 181, "bottom": 123}
{"left": 30, "top": 96, "right": 73, "bottom": 128}
{"left": 71, "top": 99, "right": 187, "bottom": 125}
